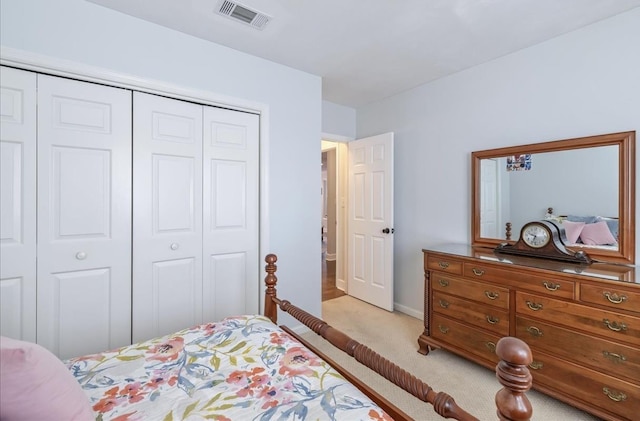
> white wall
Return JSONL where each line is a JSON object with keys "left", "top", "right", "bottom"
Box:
{"left": 1, "top": 0, "right": 323, "bottom": 325}
{"left": 357, "top": 8, "right": 640, "bottom": 315}
{"left": 322, "top": 100, "right": 356, "bottom": 139}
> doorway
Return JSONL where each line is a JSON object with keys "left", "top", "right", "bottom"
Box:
{"left": 321, "top": 142, "right": 346, "bottom": 301}
{"left": 320, "top": 134, "right": 395, "bottom": 309}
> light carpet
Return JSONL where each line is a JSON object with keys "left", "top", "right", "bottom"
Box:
{"left": 299, "top": 295, "right": 602, "bottom": 421}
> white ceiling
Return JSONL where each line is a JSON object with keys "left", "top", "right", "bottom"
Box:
{"left": 87, "top": 0, "right": 640, "bottom": 108}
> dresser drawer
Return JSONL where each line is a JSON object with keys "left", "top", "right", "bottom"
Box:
{"left": 516, "top": 292, "right": 640, "bottom": 347}
{"left": 527, "top": 349, "right": 640, "bottom": 421}
{"left": 431, "top": 314, "right": 501, "bottom": 365}
{"left": 432, "top": 274, "right": 509, "bottom": 310}
{"left": 509, "top": 276, "right": 574, "bottom": 299}
{"left": 516, "top": 316, "right": 640, "bottom": 383}
{"left": 433, "top": 291, "right": 509, "bottom": 335}
{"left": 581, "top": 283, "right": 640, "bottom": 315}
{"left": 463, "top": 262, "right": 575, "bottom": 299}
{"left": 427, "top": 255, "right": 463, "bottom": 274}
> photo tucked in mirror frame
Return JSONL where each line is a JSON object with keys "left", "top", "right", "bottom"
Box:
{"left": 471, "top": 131, "right": 635, "bottom": 265}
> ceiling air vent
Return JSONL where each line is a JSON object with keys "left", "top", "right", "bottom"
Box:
{"left": 216, "top": 0, "right": 272, "bottom": 30}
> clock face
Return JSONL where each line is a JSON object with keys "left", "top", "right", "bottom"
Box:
{"left": 522, "top": 223, "right": 551, "bottom": 248}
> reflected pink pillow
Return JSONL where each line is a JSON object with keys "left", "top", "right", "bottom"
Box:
{"left": 0, "top": 336, "right": 94, "bottom": 421}
{"left": 562, "top": 220, "right": 585, "bottom": 244}
{"left": 580, "top": 221, "right": 617, "bottom": 245}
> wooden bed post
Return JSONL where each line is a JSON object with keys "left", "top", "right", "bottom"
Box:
{"left": 495, "top": 337, "right": 533, "bottom": 421}
{"left": 264, "top": 254, "right": 278, "bottom": 323}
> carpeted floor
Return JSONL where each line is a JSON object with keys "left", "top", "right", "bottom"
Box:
{"left": 299, "top": 295, "right": 602, "bottom": 421}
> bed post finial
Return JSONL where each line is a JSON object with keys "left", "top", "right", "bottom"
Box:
{"left": 264, "top": 254, "right": 278, "bottom": 324}
{"left": 494, "top": 337, "right": 533, "bottom": 421}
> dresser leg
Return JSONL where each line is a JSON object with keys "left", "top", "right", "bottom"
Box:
{"left": 417, "top": 331, "right": 432, "bottom": 355}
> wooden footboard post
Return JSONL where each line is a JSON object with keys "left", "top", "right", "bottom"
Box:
{"left": 264, "top": 254, "right": 278, "bottom": 324}
{"left": 494, "top": 337, "right": 533, "bottom": 421}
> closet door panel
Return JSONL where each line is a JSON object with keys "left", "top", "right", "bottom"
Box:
{"left": 209, "top": 252, "right": 247, "bottom": 318}
{"left": 203, "top": 108, "right": 259, "bottom": 321}
{"left": 51, "top": 146, "right": 111, "bottom": 236}
{"left": 0, "top": 67, "right": 37, "bottom": 341}
{"left": 37, "top": 75, "right": 132, "bottom": 359}
{"left": 133, "top": 92, "right": 203, "bottom": 342}
{"left": 51, "top": 269, "right": 113, "bottom": 358}
{"left": 152, "top": 258, "right": 198, "bottom": 335}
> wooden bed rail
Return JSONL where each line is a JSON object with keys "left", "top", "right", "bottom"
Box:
{"left": 263, "top": 253, "right": 533, "bottom": 421}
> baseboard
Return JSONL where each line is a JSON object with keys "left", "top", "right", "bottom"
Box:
{"left": 336, "top": 278, "right": 346, "bottom": 291}
{"left": 325, "top": 253, "right": 336, "bottom": 261}
{"left": 393, "top": 303, "right": 423, "bottom": 320}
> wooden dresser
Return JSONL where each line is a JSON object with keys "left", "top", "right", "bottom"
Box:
{"left": 418, "top": 244, "right": 640, "bottom": 421}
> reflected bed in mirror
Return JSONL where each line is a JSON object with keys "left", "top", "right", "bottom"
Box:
{"left": 543, "top": 206, "right": 618, "bottom": 251}
{"left": 472, "top": 131, "right": 635, "bottom": 264}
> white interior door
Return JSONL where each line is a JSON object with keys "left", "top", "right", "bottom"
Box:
{"left": 0, "top": 66, "right": 37, "bottom": 341}
{"left": 347, "top": 132, "right": 394, "bottom": 311}
{"left": 202, "top": 107, "right": 259, "bottom": 321}
{"left": 133, "top": 92, "right": 203, "bottom": 342}
{"left": 480, "top": 158, "right": 499, "bottom": 238}
{"left": 36, "top": 74, "right": 132, "bottom": 359}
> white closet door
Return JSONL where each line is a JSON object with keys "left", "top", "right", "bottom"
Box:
{"left": 133, "top": 92, "right": 203, "bottom": 342}
{"left": 37, "top": 75, "right": 132, "bottom": 359}
{"left": 202, "top": 107, "right": 259, "bottom": 321}
{"left": 0, "top": 66, "right": 37, "bottom": 341}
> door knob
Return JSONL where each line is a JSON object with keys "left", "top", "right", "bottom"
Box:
{"left": 382, "top": 228, "right": 395, "bottom": 234}
{"left": 75, "top": 251, "right": 87, "bottom": 260}
{"left": 170, "top": 243, "right": 179, "bottom": 250}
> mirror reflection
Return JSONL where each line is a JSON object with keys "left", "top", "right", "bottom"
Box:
{"left": 479, "top": 145, "right": 619, "bottom": 251}
{"left": 472, "top": 130, "right": 635, "bottom": 264}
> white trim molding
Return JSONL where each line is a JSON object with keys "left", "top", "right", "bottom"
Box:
{"left": 321, "top": 132, "right": 354, "bottom": 142}
{"left": 1, "top": 46, "right": 265, "bottom": 113}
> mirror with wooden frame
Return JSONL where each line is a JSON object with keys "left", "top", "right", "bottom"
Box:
{"left": 472, "top": 131, "right": 635, "bottom": 264}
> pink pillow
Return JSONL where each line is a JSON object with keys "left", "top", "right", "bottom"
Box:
{"left": 0, "top": 336, "right": 94, "bottom": 421}
{"left": 561, "top": 220, "right": 585, "bottom": 244}
{"left": 580, "top": 221, "right": 618, "bottom": 245}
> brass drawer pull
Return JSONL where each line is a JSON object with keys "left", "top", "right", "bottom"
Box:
{"left": 438, "top": 279, "right": 449, "bottom": 287}
{"left": 603, "top": 291, "right": 627, "bottom": 304}
{"left": 602, "top": 351, "right": 627, "bottom": 364}
{"left": 486, "top": 315, "right": 499, "bottom": 325}
{"left": 603, "top": 319, "right": 627, "bottom": 332}
{"left": 542, "top": 281, "right": 560, "bottom": 291}
{"left": 528, "top": 361, "right": 544, "bottom": 370}
{"left": 526, "top": 326, "right": 543, "bottom": 337}
{"left": 484, "top": 291, "right": 499, "bottom": 300}
{"left": 438, "top": 325, "right": 449, "bottom": 334}
{"left": 602, "top": 387, "right": 627, "bottom": 402}
{"left": 485, "top": 341, "right": 496, "bottom": 352}
{"left": 438, "top": 299, "right": 450, "bottom": 309}
{"left": 471, "top": 268, "right": 485, "bottom": 276}
{"left": 438, "top": 261, "right": 450, "bottom": 269}
{"left": 526, "top": 300, "right": 543, "bottom": 311}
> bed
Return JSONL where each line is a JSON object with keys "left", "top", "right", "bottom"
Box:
{"left": 0, "top": 254, "right": 534, "bottom": 421}
{"left": 505, "top": 207, "right": 619, "bottom": 251}
{"left": 543, "top": 207, "right": 619, "bottom": 250}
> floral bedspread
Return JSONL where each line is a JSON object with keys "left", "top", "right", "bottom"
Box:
{"left": 66, "top": 315, "right": 392, "bottom": 421}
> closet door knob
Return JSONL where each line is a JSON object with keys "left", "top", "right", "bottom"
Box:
{"left": 75, "top": 251, "right": 87, "bottom": 260}
{"left": 170, "top": 243, "right": 179, "bottom": 250}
